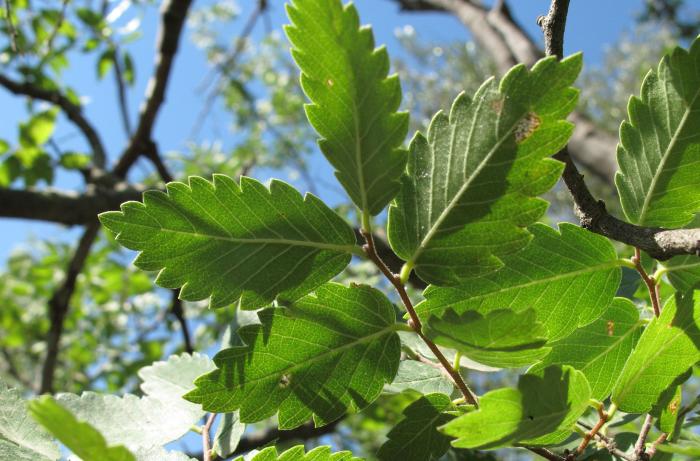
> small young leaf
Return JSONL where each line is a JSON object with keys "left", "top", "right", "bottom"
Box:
{"left": 97, "top": 48, "right": 114, "bottom": 79}
{"left": 388, "top": 55, "right": 581, "bottom": 285}
{"left": 417, "top": 223, "right": 621, "bottom": 340}
{"left": 425, "top": 309, "right": 550, "bottom": 368}
{"left": 185, "top": 283, "right": 401, "bottom": 429}
{"left": 613, "top": 294, "right": 700, "bottom": 413}
{"left": 59, "top": 151, "right": 92, "bottom": 169}
{"left": 441, "top": 365, "right": 591, "bottom": 449}
{"left": 0, "top": 382, "right": 60, "bottom": 461}
{"left": 615, "top": 37, "right": 700, "bottom": 227}
{"left": 99, "top": 175, "right": 356, "bottom": 309}
{"left": 19, "top": 110, "right": 56, "bottom": 148}
{"left": 232, "top": 445, "right": 363, "bottom": 461}
{"left": 29, "top": 396, "right": 135, "bottom": 461}
{"left": 664, "top": 255, "right": 700, "bottom": 292}
{"left": 285, "top": 0, "right": 409, "bottom": 216}
{"left": 530, "top": 298, "right": 643, "bottom": 400}
{"left": 378, "top": 393, "right": 454, "bottom": 461}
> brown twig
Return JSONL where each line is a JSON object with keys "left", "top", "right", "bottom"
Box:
{"left": 634, "top": 414, "right": 654, "bottom": 459}
{"left": 646, "top": 433, "right": 668, "bottom": 458}
{"left": 170, "top": 292, "right": 193, "bottom": 354}
{"left": 576, "top": 405, "right": 609, "bottom": 455}
{"left": 202, "top": 413, "right": 217, "bottom": 461}
{"left": 632, "top": 248, "right": 661, "bottom": 317}
{"left": 527, "top": 447, "right": 566, "bottom": 461}
{"left": 111, "top": 45, "right": 133, "bottom": 137}
{"left": 360, "top": 230, "right": 479, "bottom": 407}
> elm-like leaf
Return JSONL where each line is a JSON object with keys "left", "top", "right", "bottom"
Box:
{"left": 530, "top": 298, "right": 643, "bottom": 400}
{"left": 29, "top": 396, "right": 135, "bottom": 461}
{"left": 388, "top": 55, "right": 581, "bottom": 285}
{"left": 383, "top": 360, "right": 455, "bottom": 396}
{"left": 615, "top": 36, "right": 700, "bottom": 228}
{"left": 613, "top": 294, "right": 700, "bottom": 413}
{"left": 184, "top": 283, "right": 401, "bottom": 429}
{"left": 417, "top": 223, "right": 622, "bottom": 340}
{"left": 664, "top": 255, "right": 700, "bottom": 292}
{"left": 0, "top": 382, "right": 59, "bottom": 461}
{"left": 442, "top": 366, "right": 590, "bottom": 449}
{"left": 425, "top": 309, "right": 550, "bottom": 368}
{"left": 99, "top": 175, "right": 356, "bottom": 309}
{"left": 441, "top": 365, "right": 591, "bottom": 449}
{"left": 377, "top": 393, "right": 454, "bottom": 461}
{"left": 232, "top": 445, "right": 363, "bottom": 461}
{"left": 285, "top": 0, "right": 408, "bottom": 216}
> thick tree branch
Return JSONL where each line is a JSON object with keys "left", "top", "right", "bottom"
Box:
{"left": 0, "top": 74, "right": 107, "bottom": 168}
{"left": 113, "top": 0, "right": 193, "bottom": 177}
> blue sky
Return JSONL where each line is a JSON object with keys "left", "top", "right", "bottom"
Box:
{"left": 0, "top": 0, "right": 654, "bottom": 261}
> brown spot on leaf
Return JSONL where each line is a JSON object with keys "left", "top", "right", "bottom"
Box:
{"left": 326, "top": 79, "right": 334, "bottom": 87}
{"left": 279, "top": 374, "right": 291, "bottom": 388}
{"left": 607, "top": 320, "right": 615, "bottom": 336}
{"left": 491, "top": 99, "right": 504, "bottom": 114}
{"left": 669, "top": 399, "right": 680, "bottom": 415}
{"left": 514, "top": 112, "right": 541, "bottom": 143}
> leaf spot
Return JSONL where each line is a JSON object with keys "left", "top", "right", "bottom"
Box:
{"left": 606, "top": 320, "right": 615, "bottom": 336}
{"left": 326, "top": 78, "right": 334, "bottom": 87}
{"left": 514, "top": 112, "right": 541, "bottom": 143}
{"left": 279, "top": 374, "right": 292, "bottom": 388}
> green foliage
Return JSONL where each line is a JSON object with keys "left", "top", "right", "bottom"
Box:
{"left": 285, "top": 0, "right": 409, "bottom": 217}
{"left": 99, "top": 175, "right": 356, "bottom": 309}
{"left": 613, "top": 294, "right": 700, "bottom": 413}
{"left": 531, "top": 298, "right": 643, "bottom": 400}
{"left": 615, "top": 36, "right": 700, "bottom": 227}
{"left": 185, "top": 283, "right": 401, "bottom": 429}
{"left": 0, "top": 382, "right": 59, "bottom": 461}
{"left": 426, "top": 309, "right": 550, "bottom": 368}
{"left": 233, "top": 445, "right": 363, "bottom": 461}
{"left": 29, "top": 396, "right": 136, "bottom": 461}
{"left": 417, "top": 223, "right": 622, "bottom": 340}
{"left": 442, "top": 366, "right": 591, "bottom": 449}
{"left": 664, "top": 255, "right": 700, "bottom": 291}
{"left": 377, "top": 393, "right": 454, "bottom": 461}
{"left": 387, "top": 55, "right": 579, "bottom": 285}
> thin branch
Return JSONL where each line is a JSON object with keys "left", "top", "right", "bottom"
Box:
{"left": 527, "top": 447, "right": 566, "bottom": 461}
{"left": 170, "top": 291, "right": 193, "bottom": 354}
{"left": 44, "top": 0, "right": 69, "bottom": 55}
{"left": 576, "top": 405, "right": 609, "bottom": 455}
{"left": 3, "top": 0, "right": 20, "bottom": 54}
{"left": 202, "top": 413, "right": 217, "bottom": 461}
{"left": 112, "top": 45, "right": 133, "bottom": 138}
{"left": 537, "top": 0, "right": 570, "bottom": 58}
{"left": 361, "top": 230, "right": 479, "bottom": 406}
{"left": 634, "top": 414, "right": 654, "bottom": 459}
{"left": 632, "top": 248, "right": 661, "bottom": 317}
{"left": 0, "top": 74, "right": 107, "bottom": 168}
{"left": 40, "top": 223, "right": 100, "bottom": 394}
{"left": 646, "top": 433, "right": 668, "bottom": 458}
{"left": 113, "top": 0, "right": 194, "bottom": 177}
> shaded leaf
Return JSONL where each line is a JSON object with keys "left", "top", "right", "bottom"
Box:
{"left": 615, "top": 37, "right": 700, "bottom": 227}
{"left": 441, "top": 366, "right": 591, "bottom": 449}
{"left": 0, "top": 382, "right": 59, "bottom": 461}
{"left": 425, "top": 309, "right": 550, "bottom": 368}
{"left": 185, "top": 283, "right": 401, "bottom": 429}
{"left": 383, "top": 360, "right": 455, "bottom": 396}
{"left": 378, "top": 393, "right": 454, "bottom": 461}
{"left": 29, "top": 396, "right": 135, "bottom": 461}
{"left": 613, "top": 294, "right": 700, "bottom": 413}
{"left": 417, "top": 223, "right": 621, "bottom": 340}
{"left": 531, "top": 298, "right": 643, "bottom": 400}
{"left": 387, "top": 55, "right": 580, "bottom": 285}
{"left": 213, "top": 412, "right": 245, "bottom": 458}
{"left": 285, "top": 0, "right": 408, "bottom": 216}
{"left": 664, "top": 255, "right": 700, "bottom": 292}
{"left": 99, "top": 175, "right": 356, "bottom": 309}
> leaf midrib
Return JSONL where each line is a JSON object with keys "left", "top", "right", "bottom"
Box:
{"left": 638, "top": 85, "right": 700, "bottom": 224}
{"left": 119, "top": 221, "right": 358, "bottom": 254}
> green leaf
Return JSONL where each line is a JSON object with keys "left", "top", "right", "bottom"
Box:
{"left": 664, "top": 255, "right": 700, "bottom": 292}
{"left": 441, "top": 365, "right": 591, "bottom": 449}
{"left": 213, "top": 412, "right": 245, "bottom": 458}
{"left": 613, "top": 294, "right": 700, "bottom": 413}
{"left": 19, "top": 110, "right": 56, "bottom": 148}
{"left": 530, "top": 298, "right": 643, "bottom": 400}
{"left": 383, "top": 360, "right": 455, "bottom": 396}
{"left": 59, "top": 151, "right": 91, "bottom": 169}
{"left": 615, "top": 37, "right": 700, "bottom": 227}
{"left": 285, "top": 0, "right": 409, "bottom": 216}
{"left": 417, "top": 223, "right": 622, "bottom": 340}
{"left": 425, "top": 308, "right": 550, "bottom": 368}
{"left": 232, "top": 445, "right": 363, "bottom": 461}
{"left": 55, "top": 353, "right": 214, "bottom": 450}
{"left": 657, "top": 440, "right": 700, "bottom": 456}
{"left": 29, "top": 396, "right": 135, "bottom": 461}
{"left": 99, "top": 175, "right": 356, "bottom": 309}
{"left": 387, "top": 55, "right": 581, "bottom": 285}
{"left": 377, "top": 393, "right": 454, "bottom": 461}
{"left": 0, "top": 382, "right": 60, "bottom": 461}
{"left": 123, "top": 51, "right": 135, "bottom": 85}
{"left": 97, "top": 49, "right": 114, "bottom": 79}
{"left": 185, "top": 283, "right": 401, "bottom": 429}
{"left": 652, "top": 385, "right": 682, "bottom": 434}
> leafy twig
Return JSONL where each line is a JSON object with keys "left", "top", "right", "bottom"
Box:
{"left": 576, "top": 404, "right": 611, "bottom": 455}
{"left": 360, "top": 229, "right": 479, "bottom": 407}
{"left": 632, "top": 248, "right": 661, "bottom": 317}
{"left": 634, "top": 414, "right": 654, "bottom": 459}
